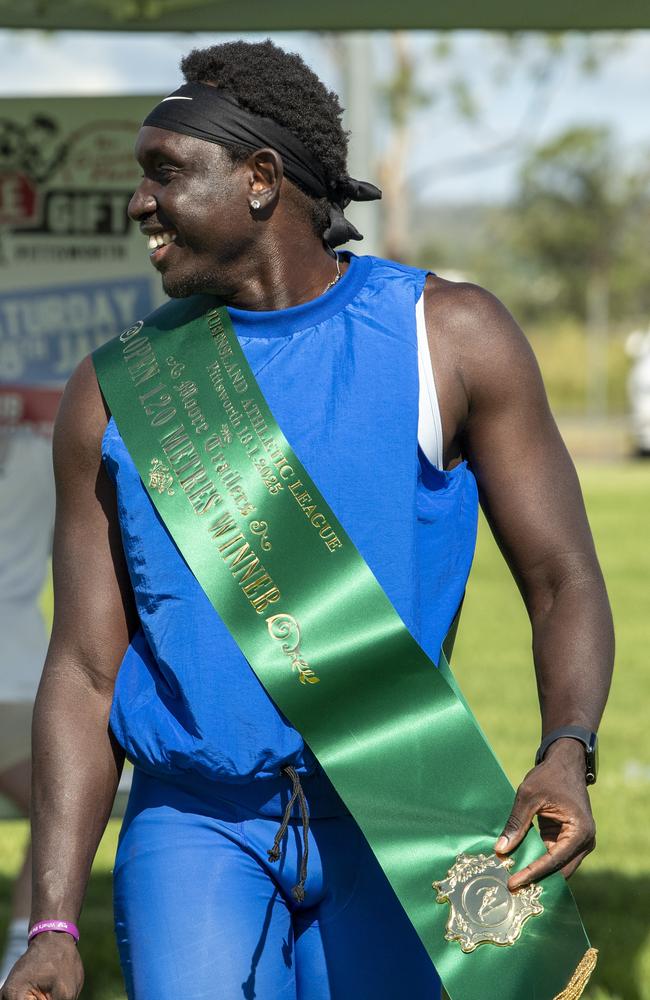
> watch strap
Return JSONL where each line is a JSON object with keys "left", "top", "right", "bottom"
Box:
{"left": 535, "top": 725, "right": 598, "bottom": 784}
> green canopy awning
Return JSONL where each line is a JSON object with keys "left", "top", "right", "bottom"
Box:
{"left": 1, "top": 0, "right": 649, "bottom": 31}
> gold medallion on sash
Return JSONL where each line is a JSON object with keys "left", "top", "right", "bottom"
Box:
{"left": 433, "top": 853, "right": 543, "bottom": 952}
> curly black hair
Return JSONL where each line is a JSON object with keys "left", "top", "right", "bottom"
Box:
{"left": 181, "top": 39, "right": 349, "bottom": 237}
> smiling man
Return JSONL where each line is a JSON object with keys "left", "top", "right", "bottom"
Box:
{"left": 2, "top": 39, "right": 612, "bottom": 1000}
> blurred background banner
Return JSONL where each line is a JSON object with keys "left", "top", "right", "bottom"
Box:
{"left": 1, "top": 0, "right": 650, "bottom": 30}
{"left": 0, "top": 95, "right": 163, "bottom": 405}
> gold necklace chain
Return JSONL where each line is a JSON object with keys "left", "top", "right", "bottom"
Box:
{"left": 322, "top": 254, "right": 342, "bottom": 294}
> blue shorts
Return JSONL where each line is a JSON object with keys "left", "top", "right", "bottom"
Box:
{"left": 113, "top": 767, "right": 442, "bottom": 999}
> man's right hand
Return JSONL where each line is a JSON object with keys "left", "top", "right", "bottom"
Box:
{"left": 1, "top": 934, "right": 83, "bottom": 1000}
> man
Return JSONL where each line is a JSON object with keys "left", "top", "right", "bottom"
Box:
{"left": 3, "top": 39, "right": 612, "bottom": 1000}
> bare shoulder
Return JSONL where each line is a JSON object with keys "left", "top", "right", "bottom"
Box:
{"left": 423, "top": 273, "right": 505, "bottom": 320}
{"left": 53, "top": 354, "right": 109, "bottom": 478}
{"left": 422, "top": 273, "right": 544, "bottom": 408}
{"left": 423, "top": 274, "right": 533, "bottom": 356}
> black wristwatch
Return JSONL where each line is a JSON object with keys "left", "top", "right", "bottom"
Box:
{"left": 534, "top": 725, "right": 598, "bottom": 785}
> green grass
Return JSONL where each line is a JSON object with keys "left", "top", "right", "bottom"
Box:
{"left": 526, "top": 319, "right": 631, "bottom": 416}
{"left": 454, "top": 460, "right": 650, "bottom": 1000}
{"left": 2, "top": 460, "right": 648, "bottom": 998}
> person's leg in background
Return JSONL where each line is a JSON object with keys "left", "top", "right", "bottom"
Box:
{"left": 0, "top": 742, "right": 32, "bottom": 986}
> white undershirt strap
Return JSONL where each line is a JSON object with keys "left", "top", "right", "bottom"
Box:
{"left": 416, "top": 291, "right": 444, "bottom": 471}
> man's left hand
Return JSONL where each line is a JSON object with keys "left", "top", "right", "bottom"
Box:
{"left": 494, "top": 738, "right": 596, "bottom": 890}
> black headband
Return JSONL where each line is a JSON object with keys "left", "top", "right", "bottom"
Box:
{"left": 142, "top": 82, "right": 381, "bottom": 249}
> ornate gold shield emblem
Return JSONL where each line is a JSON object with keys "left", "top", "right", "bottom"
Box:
{"left": 432, "top": 853, "right": 543, "bottom": 953}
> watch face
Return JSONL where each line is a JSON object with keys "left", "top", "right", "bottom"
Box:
{"left": 586, "top": 738, "right": 598, "bottom": 784}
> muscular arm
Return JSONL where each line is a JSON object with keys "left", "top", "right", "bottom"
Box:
{"left": 6, "top": 357, "right": 137, "bottom": 995}
{"left": 424, "top": 279, "right": 614, "bottom": 887}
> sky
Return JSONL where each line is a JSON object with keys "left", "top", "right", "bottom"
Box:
{"left": 0, "top": 28, "right": 648, "bottom": 203}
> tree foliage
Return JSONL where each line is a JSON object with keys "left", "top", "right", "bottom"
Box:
{"left": 517, "top": 126, "right": 650, "bottom": 323}
{"left": 373, "top": 31, "right": 627, "bottom": 262}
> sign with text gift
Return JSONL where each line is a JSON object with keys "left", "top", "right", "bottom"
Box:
{"left": 0, "top": 94, "right": 164, "bottom": 405}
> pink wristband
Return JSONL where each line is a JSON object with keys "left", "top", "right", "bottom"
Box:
{"left": 28, "top": 920, "right": 80, "bottom": 944}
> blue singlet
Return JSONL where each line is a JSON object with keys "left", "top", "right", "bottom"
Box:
{"left": 103, "top": 252, "right": 479, "bottom": 999}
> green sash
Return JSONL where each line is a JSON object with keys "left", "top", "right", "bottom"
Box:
{"left": 94, "top": 296, "right": 596, "bottom": 1000}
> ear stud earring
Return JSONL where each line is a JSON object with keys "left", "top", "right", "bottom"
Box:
{"left": 251, "top": 199, "right": 261, "bottom": 210}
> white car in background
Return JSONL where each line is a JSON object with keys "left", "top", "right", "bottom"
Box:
{"left": 626, "top": 329, "right": 650, "bottom": 456}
